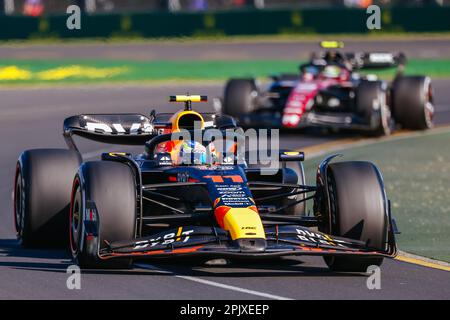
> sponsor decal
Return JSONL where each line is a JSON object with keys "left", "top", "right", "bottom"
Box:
{"left": 177, "top": 172, "right": 190, "bottom": 182}
{"left": 369, "top": 53, "right": 394, "bottom": 64}
{"left": 215, "top": 184, "right": 253, "bottom": 207}
{"left": 296, "top": 83, "right": 318, "bottom": 92}
{"left": 133, "top": 227, "right": 194, "bottom": 250}
{"left": 157, "top": 154, "right": 172, "bottom": 166}
{"left": 84, "top": 121, "right": 153, "bottom": 134}
{"left": 295, "top": 229, "right": 348, "bottom": 247}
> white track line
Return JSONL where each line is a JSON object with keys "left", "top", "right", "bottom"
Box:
{"left": 135, "top": 263, "right": 292, "bottom": 300}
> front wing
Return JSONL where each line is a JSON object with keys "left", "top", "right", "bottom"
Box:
{"left": 98, "top": 225, "right": 397, "bottom": 260}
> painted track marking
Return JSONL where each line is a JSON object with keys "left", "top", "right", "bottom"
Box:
{"left": 396, "top": 252, "right": 450, "bottom": 272}
{"left": 135, "top": 263, "right": 292, "bottom": 300}
{"left": 299, "top": 125, "right": 450, "bottom": 159}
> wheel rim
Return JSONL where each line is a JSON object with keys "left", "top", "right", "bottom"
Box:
{"left": 14, "top": 166, "right": 25, "bottom": 238}
{"left": 247, "top": 90, "right": 257, "bottom": 111}
{"left": 378, "top": 91, "right": 391, "bottom": 135}
{"left": 69, "top": 179, "right": 82, "bottom": 256}
{"left": 381, "top": 104, "right": 391, "bottom": 135}
{"left": 424, "top": 82, "right": 434, "bottom": 129}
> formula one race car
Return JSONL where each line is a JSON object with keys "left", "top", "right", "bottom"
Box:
{"left": 14, "top": 95, "right": 397, "bottom": 272}
{"left": 221, "top": 41, "right": 434, "bottom": 136}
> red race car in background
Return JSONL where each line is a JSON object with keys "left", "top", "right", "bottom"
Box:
{"left": 220, "top": 41, "right": 434, "bottom": 136}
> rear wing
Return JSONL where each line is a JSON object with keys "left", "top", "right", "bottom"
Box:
{"left": 315, "top": 41, "right": 406, "bottom": 70}
{"left": 310, "top": 50, "right": 406, "bottom": 71}
{"left": 63, "top": 114, "right": 156, "bottom": 151}
{"left": 63, "top": 112, "right": 234, "bottom": 152}
{"left": 347, "top": 52, "right": 406, "bottom": 70}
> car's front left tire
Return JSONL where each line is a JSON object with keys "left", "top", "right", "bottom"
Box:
{"left": 223, "top": 78, "right": 258, "bottom": 118}
{"left": 70, "top": 161, "right": 136, "bottom": 269}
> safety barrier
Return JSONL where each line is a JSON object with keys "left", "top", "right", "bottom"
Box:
{"left": 0, "top": 7, "right": 449, "bottom": 40}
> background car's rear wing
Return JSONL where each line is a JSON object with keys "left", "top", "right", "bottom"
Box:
{"left": 347, "top": 52, "right": 406, "bottom": 70}
{"left": 63, "top": 114, "right": 156, "bottom": 151}
{"left": 317, "top": 41, "right": 406, "bottom": 70}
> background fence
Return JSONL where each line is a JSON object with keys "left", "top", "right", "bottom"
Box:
{"left": 0, "top": 2, "right": 449, "bottom": 40}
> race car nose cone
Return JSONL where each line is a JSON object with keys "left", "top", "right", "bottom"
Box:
{"left": 236, "top": 238, "right": 267, "bottom": 253}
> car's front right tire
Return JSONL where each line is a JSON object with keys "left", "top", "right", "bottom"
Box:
{"left": 320, "top": 161, "right": 389, "bottom": 272}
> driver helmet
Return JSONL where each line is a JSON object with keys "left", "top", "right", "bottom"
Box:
{"left": 321, "top": 65, "right": 341, "bottom": 79}
{"left": 302, "top": 65, "right": 320, "bottom": 80}
{"left": 175, "top": 140, "right": 207, "bottom": 165}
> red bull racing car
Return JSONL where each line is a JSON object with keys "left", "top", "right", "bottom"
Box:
{"left": 221, "top": 41, "right": 434, "bottom": 136}
{"left": 14, "top": 95, "right": 397, "bottom": 272}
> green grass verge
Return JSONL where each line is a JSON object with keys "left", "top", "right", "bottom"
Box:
{"left": 302, "top": 128, "right": 450, "bottom": 262}
{"left": 1, "top": 59, "right": 450, "bottom": 85}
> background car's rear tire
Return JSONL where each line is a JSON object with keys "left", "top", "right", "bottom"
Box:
{"left": 392, "top": 76, "right": 433, "bottom": 130}
{"left": 71, "top": 161, "right": 136, "bottom": 269}
{"left": 355, "top": 81, "right": 391, "bottom": 136}
{"left": 14, "top": 149, "right": 81, "bottom": 248}
{"left": 223, "top": 79, "right": 258, "bottom": 118}
{"left": 214, "top": 114, "right": 238, "bottom": 129}
{"left": 321, "top": 161, "right": 389, "bottom": 272}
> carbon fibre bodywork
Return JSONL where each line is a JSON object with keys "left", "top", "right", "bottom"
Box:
{"left": 62, "top": 117, "right": 397, "bottom": 262}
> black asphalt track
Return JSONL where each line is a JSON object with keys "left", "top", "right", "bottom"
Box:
{"left": 1, "top": 38, "right": 449, "bottom": 60}
{"left": 0, "top": 81, "right": 449, "bottom": 299}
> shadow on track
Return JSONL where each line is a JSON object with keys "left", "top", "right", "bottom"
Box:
{"left": 142, "top": 257, "right": 368, "bottom": 278}
{"left": 0, "top": 238, "right": 163, "bottom": 276}
{"left": 1, "top": 239, "right": 367, "bottom": 277}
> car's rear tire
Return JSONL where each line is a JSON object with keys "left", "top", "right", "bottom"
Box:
{"left": 392, "top": 76, "right": 433, "bottom": 130}
{"left": 321, "top": 161, "right": 388, "bottom": 272}
{"left": 70, "top": 161, "right": 136, "bottom": 269}
{"left": 355, "top": 81, "right": 391, "bottom": 136}
{"left": 223, "top": 79, "right": 258, "bottom": 118}
{"left": 14, "top": 149, "right": 81, "bottom": 248}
